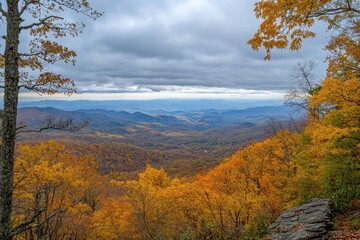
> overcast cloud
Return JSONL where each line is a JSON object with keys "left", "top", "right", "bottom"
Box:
{"left": 21, "top": 0, "right": 330, "bottom": 99}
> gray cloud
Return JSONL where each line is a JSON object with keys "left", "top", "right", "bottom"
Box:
{"left": 43, "top": 0, "right": 329, "bottom": 95}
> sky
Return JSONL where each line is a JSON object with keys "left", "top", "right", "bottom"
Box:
{"left": 11, "top": 0, "right": 329, "bottom": 100}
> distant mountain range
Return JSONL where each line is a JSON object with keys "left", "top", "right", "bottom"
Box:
{"left": 17, "top": 105, "right": 301, "bottom": 134}
{"left": 16, "top": 104, "right": 305, "bottom": 176}
{"left": 17, "top": 99, "right": 284, "bottom": 113}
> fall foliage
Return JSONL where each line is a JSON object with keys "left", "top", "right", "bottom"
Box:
{"left": 0, "top": 1, "right": 101, "bottom": 239}
{"left": 11, "top": 131, "right": 303, "bottom": 239}
{"left": 2, "top": 0, "right": 359, "bottom": 239}
{"left": 12, "top": 141, "right": 105, "bottom": 239}
{"left": 248, "top": 0, "right": 360, "bottom": 212}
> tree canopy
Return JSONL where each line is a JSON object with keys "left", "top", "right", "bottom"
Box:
{"left": 0, "top": 1, "right": 101, "bottom": 239}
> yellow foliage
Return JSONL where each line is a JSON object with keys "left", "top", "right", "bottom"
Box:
{"left": 249, "top": 0, "right": 360, "bottom": 213}
{"left": 307, "top": 78, "right": 360, "bottom": 157}
{"left": 102, "top": 131, "right": 303, "bottom": 239}
{"left": 12, "top": 141, "right": 105, "bottom": 239}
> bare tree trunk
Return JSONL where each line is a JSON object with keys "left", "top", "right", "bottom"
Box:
{"left": 0, "top": 1, "right": 20, "bottom": 239}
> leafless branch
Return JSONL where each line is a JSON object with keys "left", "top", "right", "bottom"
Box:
{"left": 11, "top": 209, "right": 45, "bottom": 237}
{"left": 264, "top": 117, "right": 284, "bottom": 136}
{"left": 20, "top": 15, "right": 64, "bottom": 30}
{"left": 0, "top": 2, "right": 8, "bottom": 18}
{"left": 312, "top": 6, "right": 360, "bottom": 17}
{"left": 52, "top": 0, "right": 103, "bottom": 19}
{"left": 19, "top": 0, "right": 40, "bottom": 16}
{"left": 16, "top": 116, "right": 89, "bottom": 134}
{"left": 12, "top": 172, "right": 28, "bottom": 192}
{"left": 18, "top": 52, "right": 41, "bottom": 57}
{"left": 284, "top": 61, "right": 321, "bottom": 116}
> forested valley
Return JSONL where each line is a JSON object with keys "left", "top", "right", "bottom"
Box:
{"left": 11, "top": 81, "right": 359, "bottom": 239}
{"left": 0, "top": 0, "right": 359, "bottom": 239}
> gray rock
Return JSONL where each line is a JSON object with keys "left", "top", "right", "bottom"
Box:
{"left": 269, "top": 198, "right": 333, "bottom": 240}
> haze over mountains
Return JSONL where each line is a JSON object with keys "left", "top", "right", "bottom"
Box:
{"left": 18, "top": 99, "right": 284, "bottom": 113}
{"left": 16, "top": 99, "right": 303, "bottom": 177}
{"left": 17, "top": 100, "right": 299, "bottom": 132}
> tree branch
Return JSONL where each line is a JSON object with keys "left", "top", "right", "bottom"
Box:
{"left": 52, "top": 0, "right": 103, "bottom": 19}
{"left": 16, "top": 116, "right": 89, "bottom": 134}
{"left": 11, "top": 211, "right": 59, "bottom": 237}
{"left": 18, "top": 52, "right": 41, "bottom": 57}
{"left": 0, "top": 2, "right": 8, "bottom": 18}
{"left": 19, "top": 0, "right": 39, "bottom": 16}
{"left": 20, "top": 16, "right": 64, "bottom": 30}
{"left": 11, "top": 209, "right": 45, "bottom": 237}
{"left": 311, "top": 6, "right": 360, "bottom": 17}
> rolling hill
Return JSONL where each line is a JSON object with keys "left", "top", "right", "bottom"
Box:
{"left": 16, "top": 105, "right": 302, "bottom": 178}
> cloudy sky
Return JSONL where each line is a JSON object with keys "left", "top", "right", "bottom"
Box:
{"left": 20, "top": 0, "right": 329, "bottom": 100}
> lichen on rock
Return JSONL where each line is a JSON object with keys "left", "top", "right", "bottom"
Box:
{"left": 269, "top": 198, "right": 333, "bottom": 240}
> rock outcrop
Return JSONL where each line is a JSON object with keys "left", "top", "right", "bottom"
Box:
{"left": 269, "top": 198, "right": 333, "bottom": 240}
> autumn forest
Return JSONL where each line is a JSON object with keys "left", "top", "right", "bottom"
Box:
{"left": 0, "top": 0, "right": 359, "bottom": 240}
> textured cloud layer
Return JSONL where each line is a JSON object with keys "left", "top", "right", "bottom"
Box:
{"left": 20, "top": 0, "right": 330, "bottom": 98}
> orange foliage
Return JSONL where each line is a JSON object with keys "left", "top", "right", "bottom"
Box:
{"left": 91, "top": 131, "right": 302, "bottom": 239}
{"left": 12, "top": 141, "right": 105, "bottom": 239}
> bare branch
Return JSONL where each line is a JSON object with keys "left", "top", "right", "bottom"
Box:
{"left": 11, "top": 209, "right": 45, "bottom": 237}
{"left": 284, "top": 61, "right": 321, "bottom": 116}
{"left": 0, "top": 2, "right": 8, "bottom": 18}
{"left": 311, "top": 5, "right": 360, "bottom": 17}
{"left": 52, "top": 0, "right": 103, "bottom": 19}
{"left": 20, "top": 16, "right": 64, "bottom": 30}
{"left": 264, "top": 117, "right": 284, "bottom": 137}
{"left": 16, "top": 116, "right": 89, "bottom": 134}
{"left": 11, "top": 212, "right": 59, "bottom": 237}
{"left": 15, "top": 125, "right": 28, "bottom": 132}
{"left": 12, "top": 172, "right": 28, "bottom": 192}
{"left": 19, "top": 0, "right": 39, "bottom": 16}
{"left": 18, "top": 52, "right": 41, "bottom": 57}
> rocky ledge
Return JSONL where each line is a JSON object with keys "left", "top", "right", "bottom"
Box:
{"left": 269, "top": 198, "right": 333, "bottom": 240}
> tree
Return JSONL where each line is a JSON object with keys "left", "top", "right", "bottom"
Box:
{"left": 284, "top": 61, "right": 321, "bottom": 118}
{"left": 12, "top": 141, "right": 104, "bottom": 239}
{"left": 305, "top": 77, "right": 360, "bottom": 210}
{"left": 202, "top": 130, "right": 301, "bottom": 236}
{"left": 0, "top": 1, "right": 101, "bottom": 239}
{"left": 124, "top": 165, "right": 174, "bottom": 239}
{"left": 248, "top": 0, "right": 360, "bottom": 65}
{"left": 248, "top": 0, "right": 360, "bottom": 211}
